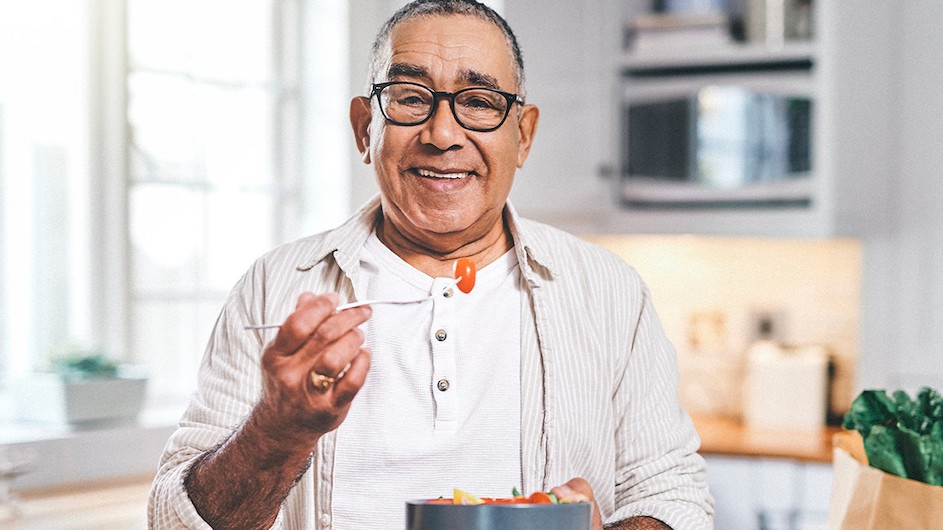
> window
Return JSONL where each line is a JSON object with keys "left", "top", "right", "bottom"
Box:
{"left": 127, "top": 0, "right": 296, "bottom": 398}
{"left": 126, "top": 0, "right": 351, "bottom": 400}
{"left": 1, "top": 1, "right": 351, "bottom": 405}
{"left": 0, "top": 1, "right": 95, "bottom": 376}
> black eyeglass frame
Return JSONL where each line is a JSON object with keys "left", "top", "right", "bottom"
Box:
{"left": 370, "top": 81, "right": 525, "bottom": 133}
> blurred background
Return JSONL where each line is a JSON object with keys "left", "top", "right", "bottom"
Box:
{"left": 0, "top": 0, "right": 941, "bottom": 528}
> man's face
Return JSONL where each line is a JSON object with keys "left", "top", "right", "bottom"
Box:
{"left": 352, "top": 14, "right": 538, "bottom": 253}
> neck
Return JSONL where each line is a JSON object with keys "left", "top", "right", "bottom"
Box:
{"left": 375, "top": 210, "right": 513, "bottom": 278}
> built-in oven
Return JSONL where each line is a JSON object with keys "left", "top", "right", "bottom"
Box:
{"left": 619, "top": 63, "right": 814, "bottom": 208}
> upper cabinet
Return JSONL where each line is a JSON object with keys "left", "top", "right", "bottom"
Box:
{"left": 508, "top": 0, "right": 894, "bottom": 238}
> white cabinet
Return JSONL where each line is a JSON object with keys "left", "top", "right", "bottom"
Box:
{"left": 604, "top": 2, "right": 895, "bottom": 238}
{"left": 507, "top": 1, "right": 895, "bottom": 238}
{"left": 706, "top": 455, "right": 832, "bottom": 530}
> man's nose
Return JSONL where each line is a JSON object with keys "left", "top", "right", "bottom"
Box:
{"left": 419, "top": 98, "right": 466, "bottom": 150}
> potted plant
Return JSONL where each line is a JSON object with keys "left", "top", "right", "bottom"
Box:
{"left": 10, "top": 346, "right": 148, "bottom": 427}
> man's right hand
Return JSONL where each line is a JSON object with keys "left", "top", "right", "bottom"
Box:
{"left": 184, "top": 292, "right": 371, "bottom": 529}
{"left": 255, "top": 292, "right": 372, "bottom": 441}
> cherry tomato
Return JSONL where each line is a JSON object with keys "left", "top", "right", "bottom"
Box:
{"left": 481, "top": 497, "right": 518, "bottom": 504}
{"left": 452, "top": 257, "right": 477, "bottom": 294}
{"left": 526, "top": 491, "right": 554, "bottom": 504}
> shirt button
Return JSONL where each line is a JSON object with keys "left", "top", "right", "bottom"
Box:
{"left": 434, "top": 329, "right": 448, "bottom": 341}
{"left": 443, "top": 287, "right": 454, "bottom": 298}
{"left": 319, "top": 513, "right": 331, "bottom": 527}
{"left": 437, "top": 379, "right": 450, "bottom": 391}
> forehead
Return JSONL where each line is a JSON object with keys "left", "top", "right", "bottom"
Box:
{"left": 385, "top": 14, "right": 516, "bottom": 89}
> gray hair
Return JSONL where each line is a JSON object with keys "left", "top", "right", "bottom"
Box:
{"left": 366, "top": 0, "right": 526, "bottom": 97}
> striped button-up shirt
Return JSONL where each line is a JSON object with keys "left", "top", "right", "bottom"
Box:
{"left": 148, "top": 197, "right": 714, "bottom": 529}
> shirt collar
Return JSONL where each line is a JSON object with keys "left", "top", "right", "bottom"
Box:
{"left": 295, "top": 196, "right": 382, "bottom": 274}
{"left": 503, "top": 201, "right": 558, "bottom": 288}
{"left": 293, "top": 197, "right": 559, "bottom": 287}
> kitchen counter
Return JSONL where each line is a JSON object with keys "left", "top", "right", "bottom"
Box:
{"left": 6, "top": 475, "right": 151, "bottom": 529}
{"left": 692, "top": 414, "right": 841, "bottom": 463}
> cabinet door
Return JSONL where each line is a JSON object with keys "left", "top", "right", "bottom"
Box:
{"left": 705, "top": 456, "right": 762, "bottom": 530}
{"left": 705, "top": 455, "right": 832, "bottom": 530}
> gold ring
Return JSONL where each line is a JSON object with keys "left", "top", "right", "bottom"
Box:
{"left": 310, "top": 371, "right": 335, "bottom": 392}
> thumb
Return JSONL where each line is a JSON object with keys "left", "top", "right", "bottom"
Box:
{"left": 550, "top": 477, "right": 592, "bottom": 503}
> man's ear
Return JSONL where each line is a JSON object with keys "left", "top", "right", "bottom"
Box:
{"left": 516, "top": 104, "right": 539, "bottom": 168}
{"left": 350, "top": 96, "right": 373, "bottom": 164}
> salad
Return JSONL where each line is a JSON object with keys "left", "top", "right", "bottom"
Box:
{"left": 429, "top": 487, "right": 578, "bottom": 505}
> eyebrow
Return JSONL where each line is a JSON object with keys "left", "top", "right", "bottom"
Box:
{"left": 388, "top": 62, "right": 428, "bottom": 80}
{"left": 461, "top": 69, "right": 501, "bottom": 91}
{"left": 387, "top": 62, "right": 503, "bottom": 91}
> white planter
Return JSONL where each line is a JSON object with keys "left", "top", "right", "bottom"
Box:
{"left": 10, "top": 373, "right": 148, "bottom": 426}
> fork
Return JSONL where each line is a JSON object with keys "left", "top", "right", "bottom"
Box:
{"left": 243, "top": 277, "right": 462, "bottom": 330}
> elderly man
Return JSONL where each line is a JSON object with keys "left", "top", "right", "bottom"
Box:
{"left": 148, "top": 1, "right": 713, "bottom": 529}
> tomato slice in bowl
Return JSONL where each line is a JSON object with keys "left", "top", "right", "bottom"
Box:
{"left": 525, "top": 491, "right": 555, "bottom": 504}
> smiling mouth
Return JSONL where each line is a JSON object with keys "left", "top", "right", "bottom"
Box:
{"left": 416, "top": 168, "right": 471, "bottom": 180}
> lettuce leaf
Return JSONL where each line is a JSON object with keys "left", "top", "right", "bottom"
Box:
{"left": 842, "top": 389, "right": 896, "bottom": 437}
{"left": 843, "top": 387, "right": 943, "bottom": 486}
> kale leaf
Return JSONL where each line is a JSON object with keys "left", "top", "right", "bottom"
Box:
{"left": 843, "top": 387, "right": 943, "bottom": 486}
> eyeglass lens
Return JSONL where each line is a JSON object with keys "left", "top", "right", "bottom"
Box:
{"left": 377, "top": 84, "right": 510, "bottom": 131}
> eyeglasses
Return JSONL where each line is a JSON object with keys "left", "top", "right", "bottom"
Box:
{"left": 370, "top": 81, "right": 524, "bottom": 132}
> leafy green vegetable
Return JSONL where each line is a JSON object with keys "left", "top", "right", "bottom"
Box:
{"left": 52, "top": 353, "right": 119, "bottom": 380}
{"left": 843, "top": 390, "right": 896, "bottom": 437}
{"left": 842, "top": 387, "right": 943, "bottom": 486}
{"left": 864, "top": 425, "right": 908, "bottom": 478}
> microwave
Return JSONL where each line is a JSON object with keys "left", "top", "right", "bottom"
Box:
{"left": 619, "top": 69, "right": 814, "bottom": 208}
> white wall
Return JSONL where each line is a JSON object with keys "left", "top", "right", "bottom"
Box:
{"left": 589, "top": 235, "right": 862, "bottom": 415}
{"left": 504, "top": 0, "right": 618, "bottom": 226}
{"left": 345, "top": 0, "right": 393, "bottom": 211}
{"left": 858, "top": 2, "right": 943, "bottom": 394}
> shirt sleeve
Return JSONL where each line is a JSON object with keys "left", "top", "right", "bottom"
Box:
{"left": 147, "top": 269, "right": 273, "bottom": 529}
{"left": 147, "top": 453, "right": 214, "bottom": 530}
{"left": 607, "top": 282, "right": 715, "bottom": 530}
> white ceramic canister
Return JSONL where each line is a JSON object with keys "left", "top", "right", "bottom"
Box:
{"left": 742, "top": 341, "right": 829, "bottom": 430}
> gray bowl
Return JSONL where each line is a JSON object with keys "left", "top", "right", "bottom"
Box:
{"left": 406, "top": 500, "right": 592, "bottom": 530}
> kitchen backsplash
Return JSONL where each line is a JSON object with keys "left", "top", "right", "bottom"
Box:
{"left": 585, "top": 234, "right": 862, "bottom": 420}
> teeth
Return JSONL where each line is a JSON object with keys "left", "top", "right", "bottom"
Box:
{"left": 417, "top": 168, "right": 469, "bottom": 179}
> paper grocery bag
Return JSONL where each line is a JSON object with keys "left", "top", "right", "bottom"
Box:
{"left": 827, "top": 431, "right": 943, "bottom": 529}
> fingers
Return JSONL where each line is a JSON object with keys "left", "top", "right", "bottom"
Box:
{"left": 551, "top": 478, "right": 604, "bottom": 530}
{"left": 306, "top": 325, "right": 365, "bottom": 376}
{"left": 550, "top": 477, "right": 593, "bottom": 504}
{"left": 261, "top": 293, "right": 371, "bottom": 397}
{"left": 331, "top": 348, "right": 371, "bottom": 406}
{"left": 269, "top": 293, "right": 339, "bottom": 354}
{"left": 271, "top": 293, "right": 372, "bottom": 358}
{"left": 257, "top": 293, "right": 373, "bottom": 436}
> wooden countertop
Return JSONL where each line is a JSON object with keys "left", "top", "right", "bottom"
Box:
{"left": 692, "top": 414, "right": 841, "bottom": 463}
